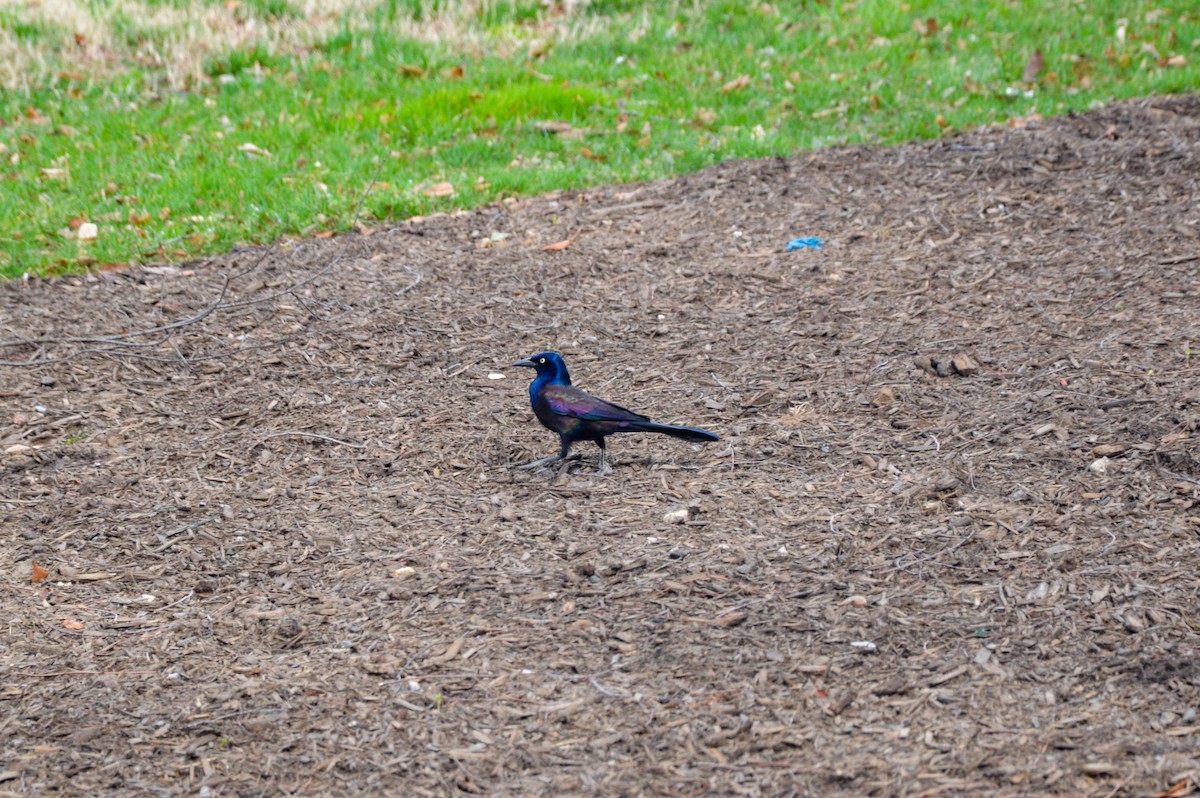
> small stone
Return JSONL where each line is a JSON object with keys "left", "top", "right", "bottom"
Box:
{"left": 1092, "top": 444, "right": 1126, "bottom": 457}
{"left": 1088, "top": 457, "right": 1110, "bottom": 474}
{"left": 913, "top": 355, "right": 938, "bottom": 376}
{"left": 499, "top": 506, "right": 518, "bottom": 522}
{"left": 663, "top": 508, "right": 689, "bottom": 524}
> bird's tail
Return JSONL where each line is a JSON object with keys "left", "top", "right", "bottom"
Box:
{"left": 628, "top": 421, "right": 720, "bottom": 443}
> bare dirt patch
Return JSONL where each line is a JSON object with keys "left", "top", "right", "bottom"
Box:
{"left": 2, "top": 96, "right": 1198, "bottom": 797}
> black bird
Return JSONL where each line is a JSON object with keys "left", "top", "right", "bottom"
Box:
{"left": 511, "top": 351, "right": 719, "bottom": 473}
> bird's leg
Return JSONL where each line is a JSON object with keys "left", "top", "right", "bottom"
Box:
{"left": 595, "top": 439, "right": 613, "bottom": 476}
{"left": 516, "top": 437, "right": 575, "bottom": 471}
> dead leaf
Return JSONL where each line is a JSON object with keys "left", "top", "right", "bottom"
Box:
{"left": 871, "top": 387, "right": 896, "bottom": 407}
{"left": 238, "top": 142, "right": 272, "bottom": 158}
{"left": 579, "top": 147, "right": 605, "bottom": 161}
{"left": 62, "top": 618, "right": 84, "bottom": 630}
{"left": 445, "top": 65, "right": 464, "bottom": 79}
{"left": 913, "top": 17, "right": 938, "bottom": 37}
{"left": 1022, "top": 49, "right": 1045, "bottom": 83}
{"left": 721, "top": 75, "right": 751, "bottom": 94}
{"left": 423, "top": 182, "right": 455, "bottom": 198}
{"left": 692, "top": 107, "right": 717, "bottom": 128}
{"left": 1008, "top": 112, "right": 1044, "bottom": 129}
{"left": 32, "top": 562, "right": 49, "bottom": 583}
{"left": 533, "top": 121, "right": 576, "bottom": 136}
{"left": 397, "top": 64, "right": 425, "bottom": 77}
{"left": 543, "top": 239, "right": 571, "bottom": 251}
{"left": 950, "top": 352, "right": 978, "bottom": 375}
{"left": 423, "top": 636, "right": 465, "bottom": 667}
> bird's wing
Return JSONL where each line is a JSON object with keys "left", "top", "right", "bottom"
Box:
{"left": 542, "top": 384, "right": 650, "bottom": 423}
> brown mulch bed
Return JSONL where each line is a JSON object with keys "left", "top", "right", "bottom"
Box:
{"left": 2, "top": 96, "right": 1198, "bottom": 797}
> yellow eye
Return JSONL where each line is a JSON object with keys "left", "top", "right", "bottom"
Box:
{"left": 538, "top": 357, "right": 546, "bottom": 364}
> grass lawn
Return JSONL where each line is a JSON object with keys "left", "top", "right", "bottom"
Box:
{"left": 1, "top": 0, "right": 1197, "bottom": 277}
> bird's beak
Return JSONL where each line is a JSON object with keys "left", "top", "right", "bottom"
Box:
{"left": 511, "top": 358, "right": 536, "bottom": 368}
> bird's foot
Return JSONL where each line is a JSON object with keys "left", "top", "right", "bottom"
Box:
{"left": 516, "top": 455, "right": 562, "bottom": 470}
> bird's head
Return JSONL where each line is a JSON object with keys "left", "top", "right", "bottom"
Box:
{"left": 512, "top": 351, "right": 571, "bottom": 384}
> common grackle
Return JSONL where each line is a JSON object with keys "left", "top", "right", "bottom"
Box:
{"left": 511, "top": 351, "right": 719, "bottom": 474}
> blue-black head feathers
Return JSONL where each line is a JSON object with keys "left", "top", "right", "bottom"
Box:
{"left": 511, "top": 351, "right": 571, "bottom": 385}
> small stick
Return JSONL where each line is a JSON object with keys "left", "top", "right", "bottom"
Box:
{"left": 19, "top": 669, "right": 158, "bottom": 678}
{"left": 250, "top": 431, "right": 365, "bottom": 449}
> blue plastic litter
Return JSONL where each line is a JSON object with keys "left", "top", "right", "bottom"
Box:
{"left": 786, "top": 237, "right": 824, "bottom": 251}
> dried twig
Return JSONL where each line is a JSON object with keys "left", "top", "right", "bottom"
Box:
{"left": 250, "top": 431, "right": 366, "bottom": 449}
{"left": 17, "top": 669, "right": 160, "bottom": 679}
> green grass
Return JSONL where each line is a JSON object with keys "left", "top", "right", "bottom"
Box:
{"left": 0, "top": 0, "right": 1197, "bottom": 276}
